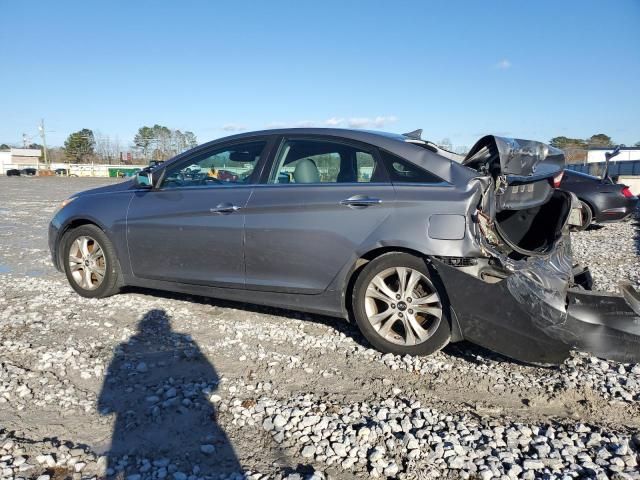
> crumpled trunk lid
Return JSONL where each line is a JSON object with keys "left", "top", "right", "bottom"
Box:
{"left": 463, "top": 135, "right": 564, "bottom": 180}
{"left": 464, "top": 136, "right": 577, "bottom": 257}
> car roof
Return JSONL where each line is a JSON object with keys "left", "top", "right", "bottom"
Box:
{"left": 212, "top": 127, "right": 463, "bottom": 164}
{"left": 206, "top": 128, "right": 411, "bottom": 152}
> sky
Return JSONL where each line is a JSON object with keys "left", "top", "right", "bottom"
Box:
{"left": 1, "top": 0, "right": 639, "bottom": 150}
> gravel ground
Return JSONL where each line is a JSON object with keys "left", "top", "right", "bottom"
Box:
{"left": 0, "top": 176, "right": 639, "bottom": 480}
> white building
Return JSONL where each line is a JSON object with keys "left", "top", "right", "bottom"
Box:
{"left": 587, "top": 147, "right": 640, "bottom": 163}
{"left": 0, "top": 148, "right": 42, "bottom": 174}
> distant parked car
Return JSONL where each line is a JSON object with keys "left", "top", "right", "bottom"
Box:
{"left": 20, "top": 168, "right": 37, "bottom": 176}
{"left": 6, "top": 169, "right": 20, "bottom": 176}
{"left": 560, "top": 170, "right": 638, "bottom": 230}
{"left": 55, "top": 168, "right": 69, "bottom": 176}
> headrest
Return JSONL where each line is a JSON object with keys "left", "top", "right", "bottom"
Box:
{"left": 293, "top": 158, "right": 320, "bottom": 183}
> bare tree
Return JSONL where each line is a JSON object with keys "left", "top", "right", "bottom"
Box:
{"left": 94, "top": 132, "right": 113, "bottom": 164}
{"left": 134, "top": 125, "right": 198, "bottom": 161}
{"left": 46, "top": 147, "right": 67, "bottom": 164}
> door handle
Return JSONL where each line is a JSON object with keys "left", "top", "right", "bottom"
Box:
{"left": 210, "top": 203, "right": 241, "bottom": 214}
{"left": 340, "top": 196, "right": 382, "bottom": 207}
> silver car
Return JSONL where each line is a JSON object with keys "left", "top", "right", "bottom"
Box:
{"left": 49, "top": 128, "right": 640, "bottom": 364}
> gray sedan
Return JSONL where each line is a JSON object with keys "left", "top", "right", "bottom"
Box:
{"left": 49, "top": 128, "right": 640, "bottom": 364}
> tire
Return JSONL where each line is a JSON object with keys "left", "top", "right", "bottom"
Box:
{"left": 62, "top": 224, "right": 122, "bottom": 298}
{"left": 577, "top": 200, "right": 593, "bottom": 231}
{"left": 352, "top": 252, "right": 451, "bottom": 356}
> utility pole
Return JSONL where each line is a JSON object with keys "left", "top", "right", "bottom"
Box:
{"left": 38, "top": 119, "right": 49, "bottom": 169}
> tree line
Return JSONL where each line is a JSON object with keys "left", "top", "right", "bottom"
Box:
{"left": 2, "top": 130, "right": 639, "bottom": 166}
{"left": 549, "top": 134, "right": 640, "bottom": 164}
{"left": 58, "top": 125, "right": 198, "bottom": 164}
{"left": 0, "top": 125, "right": 199, "bottom": 165}
{"left": 0, "top": 124, "right": 198, "bottom": 164}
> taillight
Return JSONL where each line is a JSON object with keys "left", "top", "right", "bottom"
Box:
{"left": 622, "top": 186, "right": 634, "bottom": 198}
{"left": 552, "top": 171, "right": 564, "bottom": 188}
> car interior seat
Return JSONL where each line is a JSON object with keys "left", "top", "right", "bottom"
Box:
{"left": 293, "top": 158, "right": 320, "bottom": 183}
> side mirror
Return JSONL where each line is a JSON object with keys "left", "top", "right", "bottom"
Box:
{"left": 135, "top": 170, "right": 153, "bottom": 188}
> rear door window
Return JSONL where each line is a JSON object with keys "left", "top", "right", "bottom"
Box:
{"left": 268, "top": 139, "right": 387, "bottom": 184}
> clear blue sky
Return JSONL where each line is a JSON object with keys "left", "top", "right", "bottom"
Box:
{"left": 1, "top": 0, "right": 639, "bottom": 150}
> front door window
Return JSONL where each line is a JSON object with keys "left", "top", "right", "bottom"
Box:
{"left": 161, "top": 141, "right": 266, "bottom": 189}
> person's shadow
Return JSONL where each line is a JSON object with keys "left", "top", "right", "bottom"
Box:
{"left": 97, "top": 309, "right": 242, "bottom": 477}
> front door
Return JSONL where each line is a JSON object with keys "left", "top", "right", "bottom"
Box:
{"left": 126, "top": 140, "right": 268, "bottom": 287}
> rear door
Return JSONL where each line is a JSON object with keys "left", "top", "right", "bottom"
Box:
{"left": 126, "top": 139, "right": 271, "bottom": 287}
{"left": 244, "top": 136, "right": 394, "bottom": 294}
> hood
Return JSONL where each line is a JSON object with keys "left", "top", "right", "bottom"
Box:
{"left": 76, "top": 179, "right": 136, "bottom": 197}
{"left": 463, "top": 135, "right": 564, "bottom": 180}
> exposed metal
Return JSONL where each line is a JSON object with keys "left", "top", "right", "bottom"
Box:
{"left": 463, "top": 135, "right": 564, "bottom": 178}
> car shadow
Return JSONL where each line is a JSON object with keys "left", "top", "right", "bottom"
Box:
{"left": 121, "top": 287, "right": 539, "bottom": 368}
{"left": 442, "top": 341, "right": 545, "bottom": 368}
{"left": 585, "top": 223, "right": 605, "bottom": 231}
{"left": 121, "top": 286, "right": 372, "bottom": 350}
{"left": 97, "top": 308, "right": 245, "bottom": 478}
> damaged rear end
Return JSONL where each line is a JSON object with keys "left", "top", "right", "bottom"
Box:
{"left": 433, "top": 136, "right": 640, "bottom": 364}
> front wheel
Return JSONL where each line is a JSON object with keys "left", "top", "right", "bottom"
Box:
{"left": 62, "top": 224, "right": 122, "bottom": 298}
{"left": 352, "top": 253, "right": 451, "bottom": 356}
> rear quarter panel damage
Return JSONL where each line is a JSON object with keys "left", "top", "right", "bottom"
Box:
{"left": 432, "top": 243, "right": 576, "bottom": 365}
{"left": 429, "top": 156, "right": 640, "bottom": 364}
{"left": 433, "top": 242, "right": 640, "bottom": 365}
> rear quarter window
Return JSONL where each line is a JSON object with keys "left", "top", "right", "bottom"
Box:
{"left": 380, "top": 150, "right": 443, "bottom": 184}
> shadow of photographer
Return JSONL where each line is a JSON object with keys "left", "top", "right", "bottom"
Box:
{"left": 97, "top": 309, "right": 242, "bottom": 478}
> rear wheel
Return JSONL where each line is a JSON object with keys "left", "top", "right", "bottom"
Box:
{"left": 62, "top": 224, "right": 122, "bottom": 298}
{"left": 577, "top": 200, "right": 593, "bottom": 231}
{"left": 352, "top": 253, "right": 451, "bottom": 356}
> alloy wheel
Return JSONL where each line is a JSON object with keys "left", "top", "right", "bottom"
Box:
{"left": 68, "top": 235, "right": 106, "bottom": 290}
{"left": 364, "top": 267, "right": 442, "bottom": 346}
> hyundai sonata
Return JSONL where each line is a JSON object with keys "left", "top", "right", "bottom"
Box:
{"left": 49, "top": 129, "right": 640, "bottom": 364}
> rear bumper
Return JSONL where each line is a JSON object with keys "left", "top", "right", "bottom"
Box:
{"left": 595, "top": 197, "right": 638, "bottom": 223}
{"left": 434, "top": 260, "right": 640, "bottom": 365}
{"left": 565, "top": 287, "right": 640, "bottom": 363}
